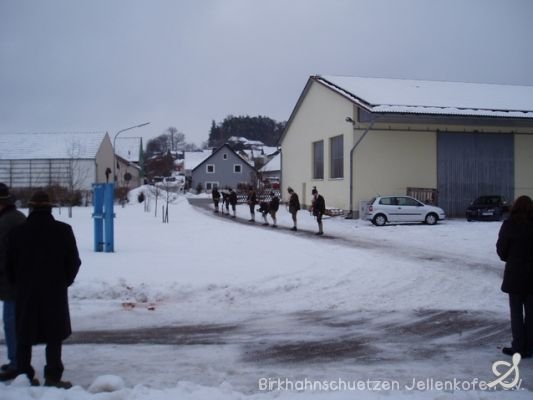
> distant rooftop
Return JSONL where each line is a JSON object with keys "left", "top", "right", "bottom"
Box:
{"left": 316, "top": 75, "right": 533, "bottom": 119}
{"left": 0, "top": 132, "right": 108, "bottom": 160}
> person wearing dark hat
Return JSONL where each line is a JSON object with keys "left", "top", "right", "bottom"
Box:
{"left": 6, "top": 190, "right": 81, "bottom": 388}
{"left": 287, "top": 187, "right": 300, "bottom": 231}
{"left": 311, "top": 187, "right": 325, "bottom": 235}
{"left": 0, "top": 183, "right": 26, "bottom": 381}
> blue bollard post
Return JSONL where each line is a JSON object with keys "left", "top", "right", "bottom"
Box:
{"left": 92, "top": 184, "right": 105, "bottom": 252}
{"left": 103, "top": 183, "right": 115, "bottom": 252}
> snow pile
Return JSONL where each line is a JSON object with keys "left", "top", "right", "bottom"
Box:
{"left": 88, "top": 375, "right": 126, "bottom": 393}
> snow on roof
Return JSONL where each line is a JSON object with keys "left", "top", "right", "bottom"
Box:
{"left": 228, "top": 136, "right": 265, "bottom": 147}
{"left": 318, "top": 75, "right": 533, "bottom": 119}
{"left": 184, "top": 150, "right": 211, "bottom": 170}
{"left": 115, "top": 137, "right": 141, "bottom": 163}
{"left": 0, "top": 132, "right": 108, "bottom": 160}
{"left": 260, "top": 152, "right": 280, "bottom": 172}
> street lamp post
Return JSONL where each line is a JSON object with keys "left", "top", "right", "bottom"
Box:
{"left": 113, "top": 122, "right": 150, "bottom": 185}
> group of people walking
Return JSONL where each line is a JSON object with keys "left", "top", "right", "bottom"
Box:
{"left": 210, "top": 185, "right": 326, "bottom": 235}
{"left": 0, "top": 183, "right": 81, "bottom": 388}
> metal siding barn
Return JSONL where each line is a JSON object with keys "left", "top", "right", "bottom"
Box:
{"left": 437, "top": 132, "right": 514, "bottom": 217}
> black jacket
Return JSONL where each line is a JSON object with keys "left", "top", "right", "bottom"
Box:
{"left": 0, "top": 205, "right": 26, "bottom": 300}
{"left": 288, "top": 193, "right": 300, "bottom": 213}
{"left": 496, "top": 218, "right": 533, "bottom": 294}
{"left": 7, "top": 210, "right": 81, "bottom": 344}
{"left": 269, "top": 196, "right": 280, "bottom": 212}
{"left": 229, "top": 191, "right": 237, "bottom": 206}
{"left": 312, "top": 195, "right": 326, "bottom": 216}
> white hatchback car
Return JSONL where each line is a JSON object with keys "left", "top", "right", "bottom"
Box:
{"left": 366, "top": 196, "right": 446, "bottom": 226}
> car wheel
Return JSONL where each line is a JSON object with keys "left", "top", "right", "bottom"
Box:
{"left": 425, "top": 213, "right": 438, "bottom": 225}
{"left": 373, "top": 214, "right": 387, "bottom": 226}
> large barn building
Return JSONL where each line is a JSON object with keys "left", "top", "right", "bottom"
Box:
{"left": 280, "top": 75, "right": 533, "bottom": 218}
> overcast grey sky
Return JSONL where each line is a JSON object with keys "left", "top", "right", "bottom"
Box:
{"left": 1, "top": 0, "right": 532, "bottom": 145}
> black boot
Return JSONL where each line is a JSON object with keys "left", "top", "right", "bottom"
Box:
{"left": 44, "top": 379, "right": 72, "bottom": 389}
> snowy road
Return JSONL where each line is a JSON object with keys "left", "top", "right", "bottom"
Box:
{"left": 55, "top": 308, "right": 523, "bottom": 393}
{"left": 2, "top": 193, "right": 531, "bottom": 399}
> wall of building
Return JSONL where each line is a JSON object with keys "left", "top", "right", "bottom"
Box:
{"left": 281, "top": 81, "right": 353, "bottom": 209}
{"left": 515, "top": 134, "right": 533, "bottom": 199}
{"left": 0, "top": 158, "right": 96, "bottom": 191}
{"left": 353, "top": 128, "right": 437, "bottom": 214}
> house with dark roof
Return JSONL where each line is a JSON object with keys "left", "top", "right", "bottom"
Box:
{"left": 191, "top": 144, "right": 257, "bottom": 191}
{"left": 280, "top": 75, "right": 533, "bottom": 217}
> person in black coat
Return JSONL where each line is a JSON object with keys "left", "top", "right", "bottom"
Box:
{"left": 496, "top": 195, "right": 533, "bottom": 358}
{"left": 0, "top": 183, "right": 26, "bottom": 381}
{"left": 311, "top": 187, "right": 326, "bottom": 235}
{"left": 246, "top": 187, "right": 257, "bottom": 222}
{"left": 7, "top": 191, "right": 81, "bottom": 387}
{"left": 211, "top": 188, "right": 221, "bottom": 213}
{"left": 228, "top": 188, "right": 237, "bottom": 218}
{"left": 287, "top": 187, "right": 300, "bottom": 231}
{"left": 268, "top": 192, "right": 280, "bottom": 228}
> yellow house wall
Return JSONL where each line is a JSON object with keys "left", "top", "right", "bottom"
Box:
{"left": 281, "top": 81, "right": 353, "bottom": 209}
{"left": 515, "top": 134, "right": 533, "bottom": 198}
{"left": 353, "top": 129, "right": 437, "bottom": 209}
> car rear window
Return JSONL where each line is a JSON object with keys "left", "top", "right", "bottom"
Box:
{"left": 379, "top": 197, "right": 394, "bottom": 205}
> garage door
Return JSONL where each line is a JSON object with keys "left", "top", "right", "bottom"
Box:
{"left": 437, "top": 132, "right": 514, "bottom": 217}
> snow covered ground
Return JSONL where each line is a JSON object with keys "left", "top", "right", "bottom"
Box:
{"left": 1, "top": 187, "right": 531, "bottom": 399}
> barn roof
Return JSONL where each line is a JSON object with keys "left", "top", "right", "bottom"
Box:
{"left": 316, "top": 75, "right": 533, "bottom": 119}
{"left": 0, "top": 132, "right": 108, "bottom": 160}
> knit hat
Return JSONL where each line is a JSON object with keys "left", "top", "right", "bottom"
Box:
{"left": 28, "top": 190, "right": 55, "bottom": 208}
{"left": 0, "top": 183, "right": 14, "bottom": 205}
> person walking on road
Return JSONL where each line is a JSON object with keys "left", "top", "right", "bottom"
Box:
{"left": 7, "top": 191, "right": 81, "bottom": 388}
{"left": 212, "top": 187, "right": 221, "bottom": 213}
{"left": 0, "top": 183, "right": 26, "bottom": 382}
{"left": 311, "top": 187, "right": 325, "bottom": 235}
{"left": 247, "top": 187, "right": 257, "bottom": 222}
{"left": 496, "top": 195, "right": 533, "bottom": 358}
{"left": 268, "top": 191, "right": 280, "bottom": 228}
{"left": 228, "top": 188, "right": 237, "bottom": 219}
{"left": 287, "top": 187, "right": 300, "bottom": 231}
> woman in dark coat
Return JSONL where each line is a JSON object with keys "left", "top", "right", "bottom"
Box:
{"left": 496, "top": 195, "right": 533, "bottom": 358}
{"left": 7, "top": 191, "right": 81, "bottom": 387}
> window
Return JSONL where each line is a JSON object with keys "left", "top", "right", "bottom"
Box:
{"left": 330, "top": 135, "right": 344, "bottom": 179}
{"left": 206, "top": 164, "right": 215, "bottom": 173}
{"left": 397, "top": 197, "right": 421, "bottom": 207}
{"left": 379, "top": 197, "right": 394, "bottom": 205}
{"left": 312, "top": 140, "right": 324, "bottom": 179}
{"left": 205, "top": 182, "right": 219, "bottom": 190}
{"left": 233, "top": 164, "right": 242, "bottom": 173}
{"left": 223, "top": 153, "right": 228, "bottom": 160}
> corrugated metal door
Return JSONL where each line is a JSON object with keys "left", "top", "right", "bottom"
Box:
{"left": 437, "top": 132, "right": 514, "bottom": 217}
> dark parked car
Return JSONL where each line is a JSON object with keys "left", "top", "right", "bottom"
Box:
{"left": 466, "top": 195, "right": 510, "bottom": 221}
